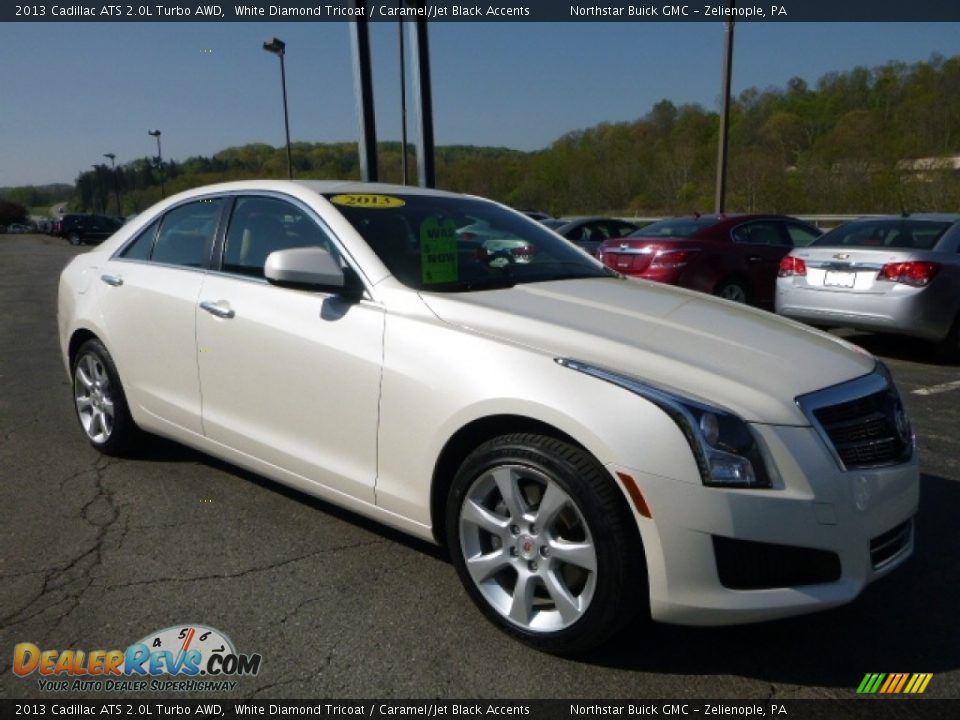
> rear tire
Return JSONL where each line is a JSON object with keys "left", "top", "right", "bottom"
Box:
{"left": 715, "top": 278, "right": 750, "bottom": 304}
{"left": 67, "top": 232, "right": 82, "bottom": 246}
{"left": 446, "top": 433, "right": 647, "bottom": 655}
{"left": 72, "top": 339, "right": 139, "bottom": 455}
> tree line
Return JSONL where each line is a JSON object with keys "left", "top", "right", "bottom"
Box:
{"left": 4, "top": 54, "right": 960, "bottom": 220}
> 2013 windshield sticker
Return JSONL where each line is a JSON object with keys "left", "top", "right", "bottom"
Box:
{"left": 330, "top": 193, "right": 405, "bottom": 209}
{"left": 13, "top": 624, "right": 261, "bottom": 693}
{"left": 420, "top": 217, "right": 459, "bottom": 284}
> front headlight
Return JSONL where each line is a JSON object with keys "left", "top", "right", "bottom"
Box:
{"left": 556, "top": 358, "right": 774, "bottom": 489}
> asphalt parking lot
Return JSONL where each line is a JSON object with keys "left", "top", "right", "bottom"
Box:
{"left": 1, "top": 233, "right": 958, "bottom": 700}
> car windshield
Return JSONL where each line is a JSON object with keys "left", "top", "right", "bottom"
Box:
{"left": 812, "top": 219, "right": 952, "bottom": 251}
{"left": 627, "top": 216, "right": 719, "bottom": 239}
{"left": 325, "top": 192, "right": 613, "bottom": 292}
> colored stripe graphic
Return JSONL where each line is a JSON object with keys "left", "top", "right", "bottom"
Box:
{"left": 857, "top": 673, "right": 886, "bottom": 694}
{"left": 857, "top": 673, "right": 932, "bottom": 694}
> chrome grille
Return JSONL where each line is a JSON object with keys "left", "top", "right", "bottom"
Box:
{"left": 797, "top": 368, "right": 913, "bottom": 471}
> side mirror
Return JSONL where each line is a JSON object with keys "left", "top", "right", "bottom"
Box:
{"left": 264, "top": 247, "right": 348, "bottom": 293}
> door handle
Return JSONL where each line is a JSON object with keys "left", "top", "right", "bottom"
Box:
{"left": 100, "top": 274, "right": 124, "bottom": 287}
{"left": 199, "top": 301, "right": 236, "bottom": 319}
{"left": 747, "top": 256, "right": 763, "bottom": 263}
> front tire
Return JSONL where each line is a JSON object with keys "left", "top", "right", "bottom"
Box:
{"left": 72, "top": 339, "right": 139, "bottom": 455}
{"left": 446, "top": 433, "right": 646, "bottom": 655}
{"left": 67, "top": 232, "right": 82, "bottom": 246}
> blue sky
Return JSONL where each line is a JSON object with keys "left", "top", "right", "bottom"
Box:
{"left": 2, "top": 21, "right": 959, "bottom": 187}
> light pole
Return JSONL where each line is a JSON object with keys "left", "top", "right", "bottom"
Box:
{"left": 148, "top": 129, "right": 165, "bottom": 198}
{"left": 90, "top": 165, "right": 102, "bottom": 213}
{"left": 104, "top": 153, "right": 122, "bottom": 216}
{"left": 399, "top": 19, "right": 409, "bottom": 185}
{"left": 263, "top": 37, "right": 293, "bottom": 179}
{"left": 715, "top": 4, "right": 735, "bottom": 214}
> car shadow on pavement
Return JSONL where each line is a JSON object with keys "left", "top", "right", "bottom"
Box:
{"left": 127, "top": 435, "right": 958, "bottom": 687}
{"left": 583, "top": 472, "right": 960, "bottom": 687}
{"left": 127, "top": 433, "right": 449, "bottom": 561}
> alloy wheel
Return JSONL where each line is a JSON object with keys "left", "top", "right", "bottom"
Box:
{"left": 458, "top": 464, "right": 597, "bottom": 632}
{"left": 74, "top": 351, "right": 115, "bottom": 444}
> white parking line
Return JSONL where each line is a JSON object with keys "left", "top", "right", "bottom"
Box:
{"left": 911, "top": 380, "right": 960, "bottom": 396}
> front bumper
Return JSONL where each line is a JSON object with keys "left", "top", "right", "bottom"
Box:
{"left": 611, "top": 422, "right": 919, "bottom": 626}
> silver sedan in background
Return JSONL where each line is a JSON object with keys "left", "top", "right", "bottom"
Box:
{"left": 776, "top": 214, "right": 960, "bottom": 359}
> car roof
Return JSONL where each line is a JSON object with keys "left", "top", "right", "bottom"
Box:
{"left": 846, "top": 213, "right": 960, "bottom": 223}
{"left": 166, "top": 179, "right": 471, "bottom": 201}
{"left": 559, "top": 216, "right": 636, "bottom": 224}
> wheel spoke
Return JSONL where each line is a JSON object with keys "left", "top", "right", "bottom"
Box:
{"left": 465, "top": 548, "right": 511, "bottom": 584}
{"left": 544, "top": 569, "right": 582, "bottom": 624}
{"left": 91, "top": 410, "right": 105, "bottom": 439}
{"left": 92, "top": 360, "right": 109, "bottom": 387}
{"left": 493, "top": 467, "right": 526, "bottom": 522}
{"left": 549, "top": 540, "right": 597, "bottom": 573}
{"left": 461, "top": 498, "right": 509, "bottom": 536}
{"left": 101, "top": 410, "right": 113, "bottom": 436}
{"left": 101, "top": 397, "right": 115, "bottom": 421}
{"left": 75, "top": 396, "right": 94, "bottom": 413}
{"left": 76, "top": 366, "right": 94, "bottom": 391}
{"left": 507, "top": 571, "right": 537, "bottom": 625}
{"left": 534, "top": 482, "right": 569, "bottom": 529}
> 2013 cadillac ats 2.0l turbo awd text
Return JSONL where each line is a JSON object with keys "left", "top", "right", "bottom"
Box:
{"left": 58, "top": 181, "right": 918, "bottom": 653}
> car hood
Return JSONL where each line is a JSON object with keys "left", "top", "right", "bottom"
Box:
{"left": 419, "top": 277, "right": 875, "bottom": 425}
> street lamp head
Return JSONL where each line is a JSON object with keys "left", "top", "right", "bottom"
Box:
{"left": 148, "top": 129, "right": 161, "bottom": 137}
{"left": 104, "top": 153, "right": 116, "bottom": 161}
{"left": 263, "top": 37, "right": 286, "bottom": 56}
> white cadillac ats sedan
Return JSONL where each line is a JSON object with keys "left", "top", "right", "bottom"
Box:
{"left": 59, "top": 181, "right": 918, "bottom": 654}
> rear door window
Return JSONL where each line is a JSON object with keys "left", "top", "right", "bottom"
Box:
{"left": 152, "top": 199, "right": 223, "bottom": 268}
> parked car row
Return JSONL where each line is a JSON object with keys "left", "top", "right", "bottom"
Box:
{"left": 1, "top": 223, "right": 32, "bottom": 234}
{"left": 535, "top": 210, "right": 958, "bottom": 359}
{"left": 52, "top": 213, "right": 124, "bottom": 245}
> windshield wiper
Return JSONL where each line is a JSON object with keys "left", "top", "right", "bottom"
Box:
{"left": 528, "top": 270, "right": 612, "bottom": 283}
{"left": 423, "top": 277, "right": 518, "bottom": 292}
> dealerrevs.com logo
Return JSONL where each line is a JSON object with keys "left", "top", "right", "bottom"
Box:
{"left": 13, "top": 624, "right": 261, "bottom": 693}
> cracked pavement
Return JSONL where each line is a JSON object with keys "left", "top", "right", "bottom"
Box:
{"left": 1, "top": 235, "right": 958, "bottom": 700}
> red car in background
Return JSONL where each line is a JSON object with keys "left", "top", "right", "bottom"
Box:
{"left": 598, "top": 214, "right": 822, "bottom": 307}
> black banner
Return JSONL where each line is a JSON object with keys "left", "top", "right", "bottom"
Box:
{"left": 1, "top": 699, "right": 958, "bottom": 720}
{"left": 4, "top": 0, "right": 960, "bottom": 23}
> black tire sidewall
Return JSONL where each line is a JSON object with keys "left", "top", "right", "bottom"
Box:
{"left": 717, "top": 278, "right": 749, "bottom": 303}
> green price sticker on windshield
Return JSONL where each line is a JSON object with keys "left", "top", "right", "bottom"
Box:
{"left": 420, "top": 217, "right": 459, "bottom": 285}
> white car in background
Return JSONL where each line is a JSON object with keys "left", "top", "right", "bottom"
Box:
{"left": 58, "top": 181, "right": 918, "bottom": 654}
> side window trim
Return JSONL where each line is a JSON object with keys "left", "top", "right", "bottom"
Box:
{"left": 114, "top": 218, "right": 161, "bottom": 263}
{"left": 151, "top": 197, "right": 225, "bottom": 270}
{"left": 112, "top": 193, "right": 228, "bottom": 271}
